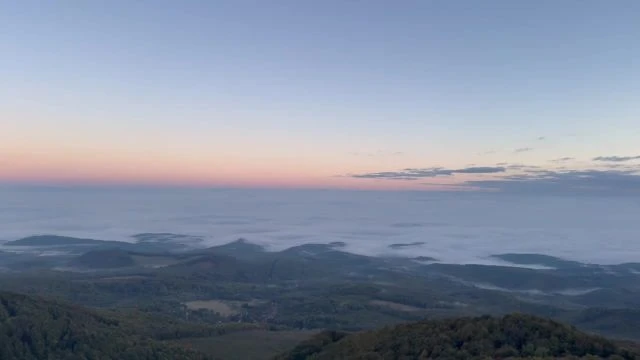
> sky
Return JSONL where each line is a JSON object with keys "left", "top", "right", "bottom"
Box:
{"left": 2, "top": 0, "right": 640, "bottom": 192}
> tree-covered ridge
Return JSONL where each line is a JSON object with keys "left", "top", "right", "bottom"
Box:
{"left": 277, "top": 314, "right": 639, "bottom": 360}
{"left": 4, "top": 235, "right": 118, "bottom": 246}
{"left": 70, "top": 248, "right": 136, "bottom": 269}
{"left": 0, "top": 291, "right": 210, "bottom": 360}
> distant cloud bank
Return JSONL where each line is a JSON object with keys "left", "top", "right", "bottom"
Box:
{"left": 352, "top": 166, "right": 506, "bottom": 180}
{"left": 349, "top": 157, "right": 640, "bottom": 194}
{"left": 550, "top": 157, "right": 574, "bottom": 163}
{"left": 593, "top": 155, "right": 640, "bottom": 162}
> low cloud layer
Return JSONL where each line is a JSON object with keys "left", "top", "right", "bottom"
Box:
{"left": 350, "top": 162, "right": 640, "bottom": 195}
{"left": 593, "top": 155, "right": 640, "bottom": 162}
{"left": 352, "top": 166, "right": 506, "bottom": 180}
{"left": 464, "top": 169, "right": 640, "bottom": 195}
{"left": 514, "top": 147, "right": 533, "bottom": 153}
{"left": 1, "top": 187, "right": 640, "bottom": 266}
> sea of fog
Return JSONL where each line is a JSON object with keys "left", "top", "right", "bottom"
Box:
{"left": 0, "top": 188, "right": 638, "bottom": 265}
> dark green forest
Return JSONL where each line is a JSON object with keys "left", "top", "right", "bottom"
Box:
{"left": 0, "top": 291, "right": 211, "bottom": 360}
{"left": 3, "top": 290, "right": 639, "bottom": 360}
{"left": 277, "top": 314, "right": 640, "bottom": 360}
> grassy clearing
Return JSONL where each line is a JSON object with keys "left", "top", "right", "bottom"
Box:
{"left": 184, "top": 299, "right": 266, "bottom": 317}
{"left": 175, "top": 330, "right": 318, "bottom": 360}
{"left": 184, "top": 300, "right": 238, "bottom": 316}
{"left": 370, "top": 299, "right": 424, "bottom": 312}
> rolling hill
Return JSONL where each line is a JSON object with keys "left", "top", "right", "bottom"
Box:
{"left": 4, "top": 235, "right": 126, "bottom": 247}
{"left": 69, "top": 248, "right": 136, "bottom": 269}
{"left": 276, "top": 314, "right": 639, "bottom": 359}
{"left": 0, "top": 291, "right": 210, "bottom": 360}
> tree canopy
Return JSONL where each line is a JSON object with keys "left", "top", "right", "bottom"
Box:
{"left": 277, "top": 314, "right": 639, "bottom": 360}
{"left": 0, "top": 291, "right": 210, "bottom": 360}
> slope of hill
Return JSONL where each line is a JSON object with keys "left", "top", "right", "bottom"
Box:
{"left": 69, "top": 248, "right": 137, "bottom": 269}
{"left": 5, "top": 234, "right": 199, "bottom": 254}
{"left": 569, "top": 308, "right": 640, "bottom": 342}
{"left": 0, "top": 291, "right": 209, "bottom": 360}
{"left": 161, "top": 252, "right": 329, "bottom": 282}
{"left": 204, "top": 239, "right": 267, "bottom": 259}
{"left": 276, "top": 314, "right": 639, "bottom": 360}
{"left": 491, "top": 253, "right": 584, "bottom": 269}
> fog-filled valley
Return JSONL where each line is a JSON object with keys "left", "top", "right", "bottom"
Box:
{"left": 1, "top": 188, "right": 640, "bottom": 359}
{"left": 2, "top": 188, "right": 639, "bottom": 265}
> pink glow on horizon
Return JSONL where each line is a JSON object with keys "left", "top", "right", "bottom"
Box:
{"left": 1, "top": 141, "right": 477, "bottom": 191}
{"left": 0, "top": 158, "right": 462, "bottom": 191}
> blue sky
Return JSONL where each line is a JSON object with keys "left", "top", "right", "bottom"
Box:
{"left": 1, "top": 0, "right": 639, "bottom": 191}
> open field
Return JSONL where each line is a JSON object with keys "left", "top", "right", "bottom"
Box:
{"left": 175, "top": 330, "right": 318, "bottom": 360}
{"left": 184, "top": 300, "right": 238, "bottom": 316}
{"left": 370, "top": 299, "right": 424, "bottom": 312}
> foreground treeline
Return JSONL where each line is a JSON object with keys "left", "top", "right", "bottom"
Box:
{"left": 277, "top": 314, "right": 640, "bottom": 360}
{"left": 2, "top": 290, "right": 639, "bottom": 360}
{"left": 0, "top": 291, "right": 215, "bottom": 360}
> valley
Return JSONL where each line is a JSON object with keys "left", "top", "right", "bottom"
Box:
{"left": 1, "top": 233, "right": 640, "bottom": 358}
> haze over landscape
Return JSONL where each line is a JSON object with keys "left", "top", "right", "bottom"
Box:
{"left": 1, "top": 188, "right": 640, "bottom": 265}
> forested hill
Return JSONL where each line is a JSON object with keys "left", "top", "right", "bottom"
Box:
{"left": 277, "top": 314, "right": 640, "bottom": 360}
{"left": 0, "top": 291, "right": 209, "bottom": 360}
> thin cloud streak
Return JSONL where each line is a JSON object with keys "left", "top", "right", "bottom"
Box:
{"left": 550, "top": 157, "right": 574, "bottom": 163}
{"left": 349, "top": 162, "right": 640, "bottom": 194}
{"left": 593, "top": 155, "right": 640, "bottom": 162}
{"left": 351, "top": 166, "right": 506, "bottom": 180}
{"left": 462, "top": 169, "right": 640, "bottom": 195}
{"left": 514, "top": 147, "right": 533, "bottom": 153}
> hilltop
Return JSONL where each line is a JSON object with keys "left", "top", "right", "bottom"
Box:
{"left": 277, "top": 314, "right": 639, "bottom": 360}
{"left": 4, "top": 234, "right": 201, "bottom": 254}
{"left": 5, "top": 235, "right": 127, "bottom": 247}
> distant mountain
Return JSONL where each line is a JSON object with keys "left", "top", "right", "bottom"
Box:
{"left": 0, "top": 291, "right": 209, "bottom": 360}
{"left": 133, "top": 232, "right": 204, "bottom": 244}
{"left": 5, "top": 235, "right": 125, "bottom": 247}
{"left": 203, "top": 238, "right": 267, "bottom": 259}
{"left": 5, "top": 234, "right": 197, "bottom": 254}
{"left": 162, "top": 252, "right": 330, "bottom": 283}
{"left": 200, "top": 240, "right": 380, "bottom": 278}
{"left": 276, "top": 314, "right": 639, "bottom": 359}
{"left": 278, "top": 243, "right": 374, "bottom": 266}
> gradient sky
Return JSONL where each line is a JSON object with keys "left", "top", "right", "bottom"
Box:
{"left": 2, "top": 1, "right": 640, "bottom": 191}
